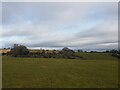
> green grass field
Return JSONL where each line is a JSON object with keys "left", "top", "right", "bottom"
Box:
{"left": 2, "top": 53, "right": 118, "bottom": 88}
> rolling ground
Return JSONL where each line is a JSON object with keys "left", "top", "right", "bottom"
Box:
{"left": 2, "top": 53, "right": 118, "bottom": 88}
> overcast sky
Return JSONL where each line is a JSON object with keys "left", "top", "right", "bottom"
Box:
{"left": 1, "top": 2, "right": 118, "bottom": 50}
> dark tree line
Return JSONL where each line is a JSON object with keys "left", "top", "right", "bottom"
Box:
{"left": 4, "top": 44, "right": 120, "bottom": 59}
{"left": 7, "top": 45, "right": 82, "bottom": 59}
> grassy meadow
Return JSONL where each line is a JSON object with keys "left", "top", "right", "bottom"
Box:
{"left": 2, "top": 53, "right": 118, "bottom": 88}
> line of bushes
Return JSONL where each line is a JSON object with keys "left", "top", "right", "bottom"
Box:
{"left": 7, "top": 45, "right": 82, "bottom": 59}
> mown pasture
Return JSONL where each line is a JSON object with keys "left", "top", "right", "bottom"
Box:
{"left": 2, "top": 53, "right": 118, "bottom": 88}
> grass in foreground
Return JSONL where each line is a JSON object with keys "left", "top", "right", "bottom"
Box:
{"left": 2, "top": 53, "right": 118, "bottom": 88}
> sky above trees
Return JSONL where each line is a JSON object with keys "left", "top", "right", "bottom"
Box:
{"left": 1, "top": 2, "right": 118, "bottom": 50}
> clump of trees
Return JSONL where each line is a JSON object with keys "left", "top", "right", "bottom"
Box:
{"left": 9, "top": 44, "right": 29, "bottom": 57}
{"left": 7, "top": 44, "right": 82, "bottom": 59}
{"left": 77, "top": 49, "right": 83, "bottom": 52}
{"left": 60, "top": 47, "right": 76, "bottom": 59}
{"left": 110, "top": 49, "right": 120, "bottom": 58}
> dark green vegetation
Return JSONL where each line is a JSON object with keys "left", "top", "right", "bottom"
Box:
{"left": 5, "top": 44, "right": 120, "bottom": 59}
{"left": 8, "top": 44, "right": 82, "bottom": 59}
{"left": 8, "top": 44, "right": 29, "bottom": 57}
{"left": 2, "top": 53, "right": 118, "bottom": 88}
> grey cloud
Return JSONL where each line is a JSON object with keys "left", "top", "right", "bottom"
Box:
{"left": 2, "top": 2, "right": 117, "bottom": 24}
{"left": 2, "top": 2, "right": 118, "bottom": 50}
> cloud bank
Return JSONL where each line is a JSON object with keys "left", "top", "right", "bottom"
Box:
{"left": 1, "top": 2, "right": 118, "bottom": 50}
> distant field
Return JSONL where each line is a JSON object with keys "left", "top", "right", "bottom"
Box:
{"left": 75, "top": 52, "right": 117, "bottom": 60}
{"left": 2, "top": 53, "right": 118, "bottom": 88}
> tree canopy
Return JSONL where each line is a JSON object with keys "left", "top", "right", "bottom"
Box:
{"left": 9, "top": 45, "right": 29, "bottom": 57}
